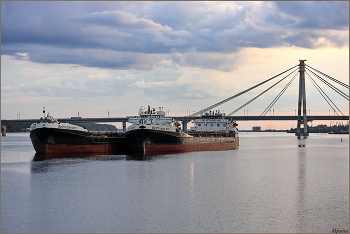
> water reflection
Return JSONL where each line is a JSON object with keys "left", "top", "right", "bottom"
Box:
{"left": 297, "top": 143, "right": 307, "bottom": 232}
{"left": 188, "top": 161, "right": 196, "bottom": 232}
{"left": 32, "top": 153, "right": 126, "bottom": 161}
{"left": 31, "top": 153, "right": 126, "bottom": 173}
{"left": 126, "top": 154, "right": 166, "bottom": 161}
{"left": 127, "top": 147, "right": 239, "bottom": 161}
{"left": 190, "top": 161, "right": 195, "bottom": 188}
{"left": 298, "top": 138, "right": 307, "bottom": 147}
{"left": 126, "top": 153, "right": 178, "bottom": 161}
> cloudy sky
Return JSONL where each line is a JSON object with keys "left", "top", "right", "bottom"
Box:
{"left": 1, "top": 1, "right": 349, "bottom": 130}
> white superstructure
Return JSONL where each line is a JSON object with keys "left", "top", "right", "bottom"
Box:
{"left": 190, "top": 110, "right": 238, "bottom": 132}
{"left": 126, "top": 106, "right": 182, "bottom": 133}
{"left": 30, "top": 108, "right": 88, "bottom": 132}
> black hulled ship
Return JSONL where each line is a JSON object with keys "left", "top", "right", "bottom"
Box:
{"left": 125, "top": 106, "right": 239, "bottom": 156}
{"left": 29, "top": 107, "right": 126, "bottom": 157}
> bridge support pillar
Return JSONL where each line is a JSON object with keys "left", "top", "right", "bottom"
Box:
{"left": 182, "top": 121, "right": 188, "bottom": 131}
{"left": 296, "top": 60, "right": 309, "bottom": 139}
{"left": 122, "top": 121, "right": 126, "bottom": 132}
{"left": 1, "top": 125, "right": 7, "bottom": 137}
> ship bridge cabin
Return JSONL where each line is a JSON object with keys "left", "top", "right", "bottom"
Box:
{"left": 128, "top": 106, "right": 174, "bottom": 126}
{"left": 190, "top": 110, "right": 236, "bottom": 132}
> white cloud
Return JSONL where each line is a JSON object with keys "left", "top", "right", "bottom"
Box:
{"left": 15, "top": 52, "right": 29, "bottom": 60}
{"left": 20, "top": 68, "right": 50, "bottom": 77}
{"left": 16, "top": 52, "right": 28, "bottom": 57}
{"left": 73, "top": 10, "right": 173, "bottom": 35}
{"left": 86, "top": 73, "right": 110, "bottom": 79}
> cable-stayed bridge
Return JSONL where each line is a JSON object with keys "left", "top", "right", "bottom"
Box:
{"left": 2, "top": 60, "right": 349, "bottom": 139}
{"left": 188, "top": 60, "right": 349, "bottom": 138}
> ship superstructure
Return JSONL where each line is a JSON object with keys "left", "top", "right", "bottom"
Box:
{"left": 127, "top": 106, "right": 182, "bottom": 133}
{"left": 190, "top": 110, "right": 238, "bottom": 133}
{"left": 30, "top": 112, "right": 88, "bottom": 133}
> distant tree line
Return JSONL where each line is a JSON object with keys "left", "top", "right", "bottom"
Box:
{"left": 73, "top": 122, "right": 118, "bottom": 132}
{"left": 5, "top": 123, "right": 30, "bottom": 132}
{"left": 288, "top": 123, "right": 349, "bottom": 133}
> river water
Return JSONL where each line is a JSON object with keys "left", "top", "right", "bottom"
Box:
{"left": 1, "top": 132, "right": 348, "bottom": 233}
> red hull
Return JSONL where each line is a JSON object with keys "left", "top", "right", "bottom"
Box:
{"left": 129, "top": 141, "right": 239, "bottom": 156}
{"left": 34, "top": 144, "right": 123, "bottom": 158}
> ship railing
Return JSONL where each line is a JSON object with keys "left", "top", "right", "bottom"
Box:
{"left": 187, "top": 131, "right": 234, "bottom": 138}
{"left": 90, "top": 131, "right": 125, "bottom": 137}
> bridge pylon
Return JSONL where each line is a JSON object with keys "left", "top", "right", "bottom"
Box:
{"left": 296, "top": 60, "right": 309, "bottom": 139}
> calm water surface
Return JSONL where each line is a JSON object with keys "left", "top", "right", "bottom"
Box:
{"left": 1, "top": 132, "right": 348, "bottom": 233}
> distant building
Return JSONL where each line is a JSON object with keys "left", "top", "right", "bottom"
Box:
{"left": 252, "top": 126, "right": 261, "bottom": 132}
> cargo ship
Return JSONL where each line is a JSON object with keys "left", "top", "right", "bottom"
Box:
{"left": 125, "top": 106, "right": 239, "bottom": 156}
{"left": 29, "top": 108, "right": 126, "bottom": 157}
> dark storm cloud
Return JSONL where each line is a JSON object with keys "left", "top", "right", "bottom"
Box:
{"left": 142, "top": 1, "right": 251, "bottom": 32}
{"left": 283, "top": 31, "right": 349, "bottom": 48}
{"left": 273, "top": 1, "right": 349, "bottom": 30}
{"left": 72, "top": 11, "right": 171, "bottom": 32}
{"left": 1, "top": 1, "right": 348, "bottom": 71}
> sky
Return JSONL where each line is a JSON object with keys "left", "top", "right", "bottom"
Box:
{"left": 1, "top": 1, "right": 349, "bottom": 130}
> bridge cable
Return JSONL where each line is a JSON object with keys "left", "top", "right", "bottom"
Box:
{"left": 306, "top": 67, "right": 349, "bottom": 100}
{"left": 190, "top": 64, "right": 299, "bottom": 116}
{"left": 260, "top": 71, "right": 298, "bottom": 116}
{"left": 306, "top": 65, "right": 349, "bottom": 89}
{"left": 306, "top": 70, "right": 342, "bottom": 116}
{"left": 305, "top": 70, "right": 343, "bottom": 116}
{"left": 305, "top": 67, "right": 349, "bottom": 101}
{"left": 227, "top": 67, "right": 299, "bottom": 116}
